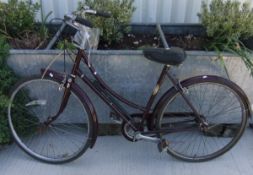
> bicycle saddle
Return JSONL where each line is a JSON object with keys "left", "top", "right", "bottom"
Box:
{"left": 143, "top": 47, "right": 187, "bottom": 66}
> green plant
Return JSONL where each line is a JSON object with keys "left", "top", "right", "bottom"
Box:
{"left": 0, "top": 37, "right": 14, "bottom": 144}
{"left": 0, "top": 0, "right": 40, "bottom": 39}
{"left": 199, "top": 0, "right": 253, "bottom": 41}
{"left": 35, "top": 10, "right": 52, "bottom": 49}
{"left": 198, "top": 0, "right": 253, "bottom": 75}
{"left": 78, "top": 0, "right": 135, "bottom": 44}
{"left": 57, "top": 39, "right": 76, "bottom": 50}
{"left": 0, "top": 36, "right": 37, "bottom": 144}
{"left": 0, "top": 36, "right": 9, "bottom": 65}
{"left": 38, "top": 0, "right": 52, "bottom": 41}
{"left": 0, "top": 93, "right": 10, "bottom": 144}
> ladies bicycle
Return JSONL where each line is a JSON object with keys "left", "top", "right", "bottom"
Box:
{"left": 8, "top": 6, "right": 251, "bottom": 164}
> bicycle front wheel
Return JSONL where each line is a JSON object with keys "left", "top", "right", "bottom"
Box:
{"left": 8, "top": 76, "right": 94, "bottom": 164}
{"left": 156, "top": 76, "right": 248, "bottom": 162}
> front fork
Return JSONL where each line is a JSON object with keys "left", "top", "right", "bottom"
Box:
{"left": 44, "top": 76, "right": 74, "bottom": 125}
{"left": 44, "top": 50, "right": 83, "bottom": 125}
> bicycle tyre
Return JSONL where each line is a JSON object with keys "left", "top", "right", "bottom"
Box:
{"left": 156, "top": 75, "right": 248, "bottom": 162}
{"left": 8, "top": 76, "right": 95, "bottom": 164}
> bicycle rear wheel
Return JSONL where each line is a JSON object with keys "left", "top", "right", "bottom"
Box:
{"left": 8, "top": 76, "right": 94, "bottom": 164}
{"left": 156, "top": 76, "right": 248, "bottom": 162}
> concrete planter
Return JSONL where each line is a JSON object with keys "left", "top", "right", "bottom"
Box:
{"left": 7, "top": 49, "right": 253, "bottom": 125}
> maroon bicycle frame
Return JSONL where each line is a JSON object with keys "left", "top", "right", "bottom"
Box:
{"left": 42, "top": 49, "right": 212, "bottom": 132}
{"left": 78, "top": 49, "right": 169, "bottom": 131}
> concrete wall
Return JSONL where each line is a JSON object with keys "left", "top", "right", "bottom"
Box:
{"left": 7, "top": 50, "right": 253, "bottom": 123}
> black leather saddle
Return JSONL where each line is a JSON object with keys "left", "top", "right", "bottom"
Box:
{"left": 143, "top": 47, "right": 187, "bottom": 66}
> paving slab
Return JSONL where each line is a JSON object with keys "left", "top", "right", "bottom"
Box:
{"left": 0, "top": 129, "right": 253, "bottom": 175}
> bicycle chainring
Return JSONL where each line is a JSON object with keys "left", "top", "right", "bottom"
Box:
{"left": 121, "top": 116, "right": 143, "bottom": 142}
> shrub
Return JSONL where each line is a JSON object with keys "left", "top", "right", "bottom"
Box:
{"left": 199, "top": 0, "right": 253, "bottom": 44}
{"left": 0, "top": 36, "right": 36, "bottom": 144}
{"left": 0, "top": 36, "right": 9, "bottom": 65}
{"left": 57, "top": 39, "right": 76, "bottom": 50}
{"left": 0, "top": 97, "right": 10, "bottom": 144}
{"left": 0, "top": 0, "right": 50, "bottom": 49}
{"left": 0, "top": 37, "right": 13, "bottom": 144}
{"left": 198, "top": 0, "right": 253, "bottom": 75}
{"left": 0, "top": 0, "right": 40, "bottom": 39}
{"left": 78, "top": 0, "right": 135, "bottom": 44}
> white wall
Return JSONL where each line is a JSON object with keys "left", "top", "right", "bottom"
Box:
{"left": 1, "top": 0, "right": 253, "bottom": 24}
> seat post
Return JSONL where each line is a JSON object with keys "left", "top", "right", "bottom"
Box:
{"left": 140, "top": 65, "right": 169, "bottom": 126}
{"left": 156, "top": 24, "right": 170, "bottom": 49}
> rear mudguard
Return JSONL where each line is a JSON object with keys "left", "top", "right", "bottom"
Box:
{"left": 149, "top": 75, "right": 252, "bottom": 130}
{"left": 41, "top": 69, "right": 98, "bottom": 148}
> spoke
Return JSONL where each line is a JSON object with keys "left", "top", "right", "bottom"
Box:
{"left": 158, "top": 81, "right": 244, "bottom": 160}
{"left": 51, "top": 125, "right": 86, "bottom": 144}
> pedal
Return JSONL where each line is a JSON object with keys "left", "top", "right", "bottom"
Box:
{"left": 157, "top": 139, "right": 169, "bottom": 153}
{"left": 110, "top": 111, "right": 123, "bottom": 124}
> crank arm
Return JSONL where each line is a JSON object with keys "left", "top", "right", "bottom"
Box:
{"left": 134, "top": 132, "right": 160, "bottom": 143}
{"left": 134, "top": 133, "right": 169, "bottom": 153}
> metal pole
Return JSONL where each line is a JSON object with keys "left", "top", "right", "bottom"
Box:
{"left": 45, "top": 22, "right": 67, "bottom": 50}
{"left": 156, "top": 24, "right": 170, "bottom": 49}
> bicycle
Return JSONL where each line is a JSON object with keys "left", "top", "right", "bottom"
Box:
{"left": 7, "top": 5, "right": 251, "bottom": 164}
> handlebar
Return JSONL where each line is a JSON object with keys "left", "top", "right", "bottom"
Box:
{"left": 96, "top": 10, "right": 111, "bottom": 18}
{"left": 80, "top": 5, "right": 112, "bottom": 18}
{"left": 45, "top": 5, "right": 110, "bottom": 49}
{"left": 67, "top": 6, "right": 111, "bottom": 28}
{"left": 75, "top": 16, "right": 93, "bottom": 28}
{"left": 86, "top": 10, "right": 112, "bottom": 18}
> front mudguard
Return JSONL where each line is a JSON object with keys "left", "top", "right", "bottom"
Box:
{"left": 149, "top": 75, "right": 252, "bottom": 130}
{"left": 41, "top": 69, "right": 99, "bottom": 148}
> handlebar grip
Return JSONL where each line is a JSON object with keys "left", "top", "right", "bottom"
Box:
{"left": 96, "top": 11, "right": 111, "bottom": 18}
{"left": 75, "top": 16, "right": 93, "bottom": 28}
